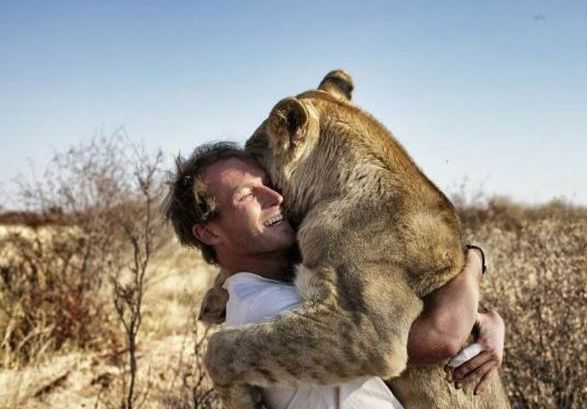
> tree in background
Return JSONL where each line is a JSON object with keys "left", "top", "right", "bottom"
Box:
{"left": 111, "top": 143, "right": 164, "bottom": 409}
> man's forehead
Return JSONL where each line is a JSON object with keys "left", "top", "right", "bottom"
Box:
{"left": 205, "top": 157, "right": 265, "bottom": 177}
{"left": 202, "top": 157, "right": 267, "bottom": 192}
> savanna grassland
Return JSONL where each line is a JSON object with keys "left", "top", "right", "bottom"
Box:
{"left": 0, "top": 137, "right": 585, "bottom": 409}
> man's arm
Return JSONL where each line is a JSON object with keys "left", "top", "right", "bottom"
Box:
{"left": 407, "top": 248, "right": 483, "bottom": 365}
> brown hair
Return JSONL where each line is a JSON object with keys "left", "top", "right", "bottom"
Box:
{"left": 162, "top": 141, "right": 254, "bottom": 264}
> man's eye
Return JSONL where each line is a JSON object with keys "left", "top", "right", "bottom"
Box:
{"left": 239, "top": 191, "right": 253, "bottom": 201}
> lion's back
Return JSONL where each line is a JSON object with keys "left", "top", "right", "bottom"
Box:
{"left": 296, "top": 90, "right": 465, "bottom": 296}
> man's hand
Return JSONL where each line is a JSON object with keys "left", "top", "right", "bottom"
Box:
{"left": 447, "top": 310, "right": 505, "bottom": 395}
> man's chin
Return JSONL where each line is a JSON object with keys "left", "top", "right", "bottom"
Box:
{"left": 266, "top": 231, "right": 296, "bottom": 251}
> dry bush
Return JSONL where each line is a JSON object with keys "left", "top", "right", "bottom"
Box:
{"left": 110, "top": 145, "right": 165, "bottom": 409}
{"left": 459, "top": 198, "right": 587, "bottom": 409}
{"left": 0, "top": 131, "right": 220, "bottom": 408}
{"left": 0, "top": 131, "right": 165, "bottom": 369}
{"left": 0, "top": 226, "right": 117, "bottom": 367}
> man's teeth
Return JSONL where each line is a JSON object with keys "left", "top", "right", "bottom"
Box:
{"left": 264, "top": 215, "right": 283, "bottom": 227}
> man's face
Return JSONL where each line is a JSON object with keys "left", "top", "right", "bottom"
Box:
{"left": 201, "top": 157, "right": 296, "bottom": 257}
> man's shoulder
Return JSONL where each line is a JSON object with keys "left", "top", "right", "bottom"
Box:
{"left": 225, "top": 272, "right": 287, "bottom": 300}
{"left": 224, "top": 272, "right": 301, "bottom": 327}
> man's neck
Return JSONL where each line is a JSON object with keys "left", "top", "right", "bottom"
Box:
{"left": 219, "top": 250, "right": 293, "bottom": 281}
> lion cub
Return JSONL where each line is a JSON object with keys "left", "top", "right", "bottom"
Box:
{"left": 203, "top": 70, "right": 509, "bottom": 409}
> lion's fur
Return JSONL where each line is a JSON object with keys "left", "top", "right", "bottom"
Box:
{"left": 198, "top": 270, "right": 228, "bottom": 325}
{"left": 203, "top": 70, "right": 510, "bottom": 409}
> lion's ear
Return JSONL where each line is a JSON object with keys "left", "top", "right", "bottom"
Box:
{"left": 318, "top": 69, "right": 353, "bottom": 101}
{"left": 267, "top": 97, "right": 308, "bottom": 148}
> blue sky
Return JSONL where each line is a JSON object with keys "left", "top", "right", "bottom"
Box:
{"left": 1, "top": 0, "right": 586, "bottom": 208}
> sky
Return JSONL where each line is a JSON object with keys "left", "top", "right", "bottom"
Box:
{"left": 1, "top": 0, "right": 586, "bottom": 209}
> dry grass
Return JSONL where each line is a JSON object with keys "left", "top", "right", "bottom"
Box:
{"left": 0, "top": 228, "right": 219, "bottom": 409}
{"left": 1, "top": 194, "right": 585, "bottom": 409}
{"left": 0, "top": 224, "right": 119, "bottom": 368}
{"left": 459, "top": 197, "right": 587, "bottom": 408}
{"left": 0, "top": 134, "right": 221, "bottom": 409}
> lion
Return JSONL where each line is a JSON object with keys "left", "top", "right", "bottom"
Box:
{"left": 203, "top": 70, "right": 510, "bottom": 409}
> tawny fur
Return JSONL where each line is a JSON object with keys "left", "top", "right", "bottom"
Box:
{"left": 198, "top": 270, "right": 229, "bottom": 325}
{"left": 203, "top": 70, "right": 510, "bottom": 409}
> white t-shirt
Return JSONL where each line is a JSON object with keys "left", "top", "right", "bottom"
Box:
{"left": 224, "top": 272, "right": 405, "bottom": 409}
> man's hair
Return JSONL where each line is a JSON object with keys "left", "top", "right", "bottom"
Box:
{"left": 162, "top": 141, "right": 254, "bottom": 264}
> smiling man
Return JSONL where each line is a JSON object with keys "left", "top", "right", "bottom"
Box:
{"left": 163, "top": 141, "right": 504, "bottom": 409}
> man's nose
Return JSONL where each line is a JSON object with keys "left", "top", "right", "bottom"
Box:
{"left": 258, "top": 185, "right": 283, "bottom": 208}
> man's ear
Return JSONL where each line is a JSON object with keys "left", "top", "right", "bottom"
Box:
{"left": 192, "top": 224, "right": 221, "bottom": 246}
{"left": 267, "top": 97, "right": 308, "bottom": 149}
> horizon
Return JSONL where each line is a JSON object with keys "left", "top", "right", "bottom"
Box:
{"left": 1, "top": 1, "right": 586, "bottom": 209}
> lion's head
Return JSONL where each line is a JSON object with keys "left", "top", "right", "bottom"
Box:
{"left": 245, "top": 70, "right": 363, "bottom": 223}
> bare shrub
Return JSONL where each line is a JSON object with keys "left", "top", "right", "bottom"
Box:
{"left": 110, "top": 145, "right": 165, "bottom": 409}
{"left": 0, "top": 226, "right": 116, "bottom": 367}
{"left": 0, "top": 130, "right": 164, "bottom": 369}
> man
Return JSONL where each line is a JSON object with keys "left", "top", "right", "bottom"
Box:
{"left": 164, "top": 142, "right": 505, "bottom": 408}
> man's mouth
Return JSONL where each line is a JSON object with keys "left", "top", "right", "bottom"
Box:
{"left": 263, "top": 214, "right": 284, "bottom": 227}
